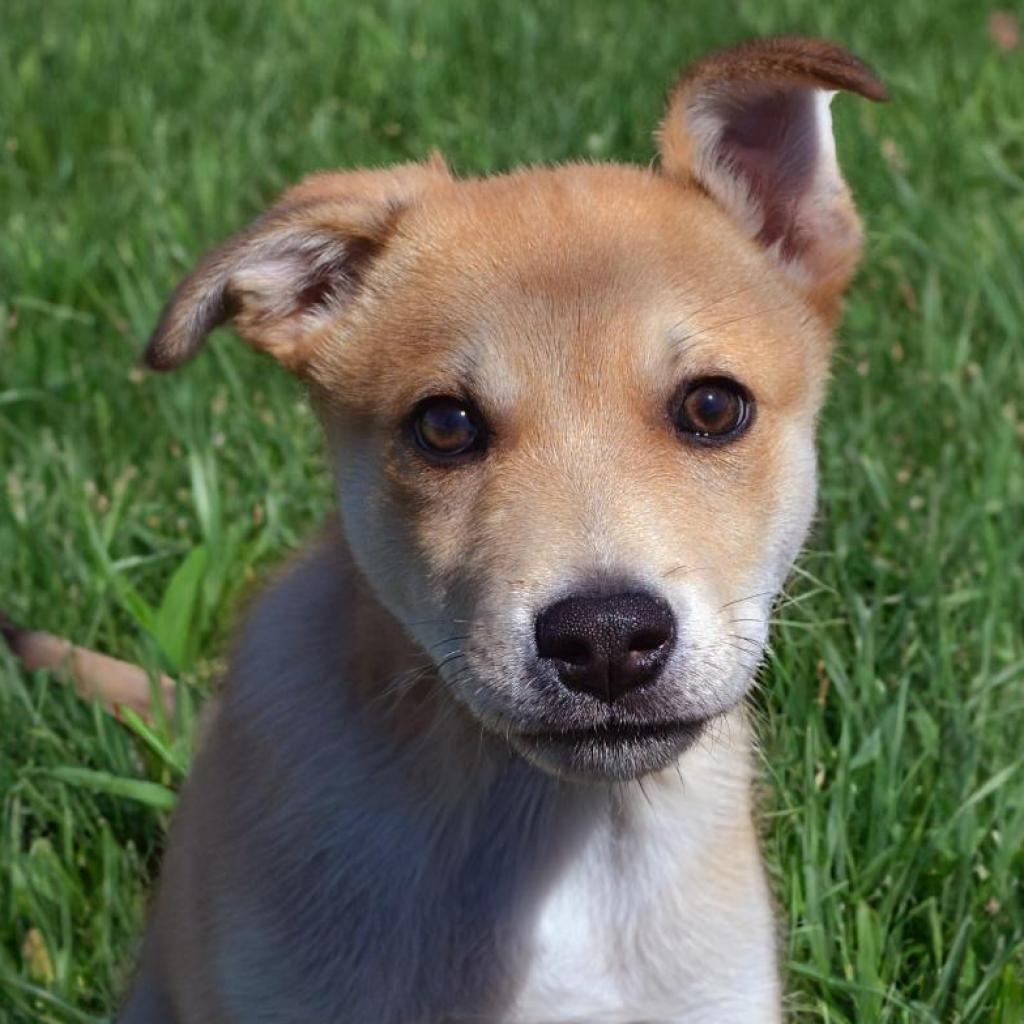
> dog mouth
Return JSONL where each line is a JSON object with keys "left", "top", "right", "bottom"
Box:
{"left": 519, "top": 718, "right": 704, "bottom": 746}
{"left": 510, "top": 716, "right": 710, "bottom": 781}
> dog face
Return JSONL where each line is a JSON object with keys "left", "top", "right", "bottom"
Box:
{"left": 147, "top": 38, "right": 884, "bottom": 780}
{"left": 317, "top": 168, "right": 830, "bottom": 781}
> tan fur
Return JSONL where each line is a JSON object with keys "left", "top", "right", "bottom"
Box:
{"left": 124, "top": 36, "right": 884, "bottom": 1024}
{"left": 657, "top": 36, "right": 886, "bottom": 324}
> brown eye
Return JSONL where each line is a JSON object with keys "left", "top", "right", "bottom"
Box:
{"left": 411, "top": 397, "right": 487, "bottom": 461}
{"left": 674, "top": 378, "right": 752, "bottom": 441}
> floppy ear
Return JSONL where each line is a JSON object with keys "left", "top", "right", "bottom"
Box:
{"left": 145, "top": 157, "right": 451, "bottom": 372}
{"left": 657, "top": 37, "right": 886, "bottom": 321}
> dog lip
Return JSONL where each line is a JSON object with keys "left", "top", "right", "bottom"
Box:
{"left": 517, "top": 717, "right": 707, "bottom": 745}
{"left": 508, "top": 716, "right": 714, "bottom": 781}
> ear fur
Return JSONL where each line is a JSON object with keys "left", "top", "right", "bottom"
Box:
{"left": 145, "top": 156, "right": 451, "bottom": 372}
{"left": 657, "top": 37, "right": 886, "bottom": 320}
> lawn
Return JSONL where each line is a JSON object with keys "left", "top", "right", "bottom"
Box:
{"left": 1, "top": 0, "right": 1022, "bottom": 1020}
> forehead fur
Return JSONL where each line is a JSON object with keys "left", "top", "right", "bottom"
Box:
{"left": 305, "top": 163, "right": 829, "bottom": 418}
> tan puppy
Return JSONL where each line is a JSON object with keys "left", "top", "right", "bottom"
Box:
{"left": 120, "top": 37, "right": 885, "bottom": 1023}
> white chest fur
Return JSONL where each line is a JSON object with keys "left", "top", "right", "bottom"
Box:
{"left": 500, "top": 735, "right": 781, "bottom": 1024}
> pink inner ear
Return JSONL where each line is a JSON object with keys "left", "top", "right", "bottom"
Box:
{"left": 713, "top": 87, "right": 820, "bottom": 258}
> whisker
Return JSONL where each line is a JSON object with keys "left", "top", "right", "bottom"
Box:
{"left": 718, "top": 591, "right": 773, "bottom": 612}
{"left": 427, "top": 634, "right": 469, "bottom": 651}
{"left": 404, "top": 616, "right": 471, "bottom": 628}
{"left": 436, "top": 650, "right": 467, "bottom": 674}
{"left": 672, "top": 301, "right": 806, "bottom": 351}
{"left": 363, "top": 661, "right": 439, "bottom": 710}
{"left": 662, "top": 563, "right": 715, "bottom": 579}
{"left": 636, "top": 777, "right": 654, "bottom": 808}
{"left": 667, "top": 281, "right": 779, "bottom": 337}
{"left": 726, "top": 634, "right": 762, "bottom": 647}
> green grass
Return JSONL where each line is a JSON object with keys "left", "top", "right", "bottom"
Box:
{"left": 1, "top": 0, "right": 1022, "bottom": 1020}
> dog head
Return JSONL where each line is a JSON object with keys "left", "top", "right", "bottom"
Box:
{"left": 147, "top": 38, "right": 885, "bottom": 781}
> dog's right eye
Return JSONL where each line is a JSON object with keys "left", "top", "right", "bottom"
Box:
{"left": 411, "top": 397, "right": 488, "bottom": 462}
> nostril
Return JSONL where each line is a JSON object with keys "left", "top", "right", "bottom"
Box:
{"left": 545, "top": 637, "right": 591, "bottom": 666}
{"left": 629, "top": 628, "right": 671, "bottom": 654}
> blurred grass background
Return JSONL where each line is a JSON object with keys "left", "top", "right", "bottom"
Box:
{"left": 1, "top": 0, "right": 1022, "bottom": 1020}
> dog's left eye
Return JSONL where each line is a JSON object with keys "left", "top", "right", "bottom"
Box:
{"left": 411, "top": 397, "right": 487, "bottom": 461}
{"left": 674, "top": 377, "right": 752, "bottom": 442}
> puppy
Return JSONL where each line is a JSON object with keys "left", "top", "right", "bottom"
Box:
{"left": 119, "top": 37, "right": 885, "bottom": 1023}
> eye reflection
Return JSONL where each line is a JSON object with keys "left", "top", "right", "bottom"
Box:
{"left": 674, "top": 378, "right": 752, "bottom": 441}
{"left": 411, "top": 397, "right": 487, "bottom": 461}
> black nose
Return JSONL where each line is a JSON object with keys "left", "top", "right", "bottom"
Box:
{"left": 534, "top": 591, "right": 677, "bottom": 703}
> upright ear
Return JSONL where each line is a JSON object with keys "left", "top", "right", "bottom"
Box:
{"left": 145, "top": 156, "right": 451, "bottom": 372}
{"left": 657, "top": 37, "right": 886, "bottom": 321}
